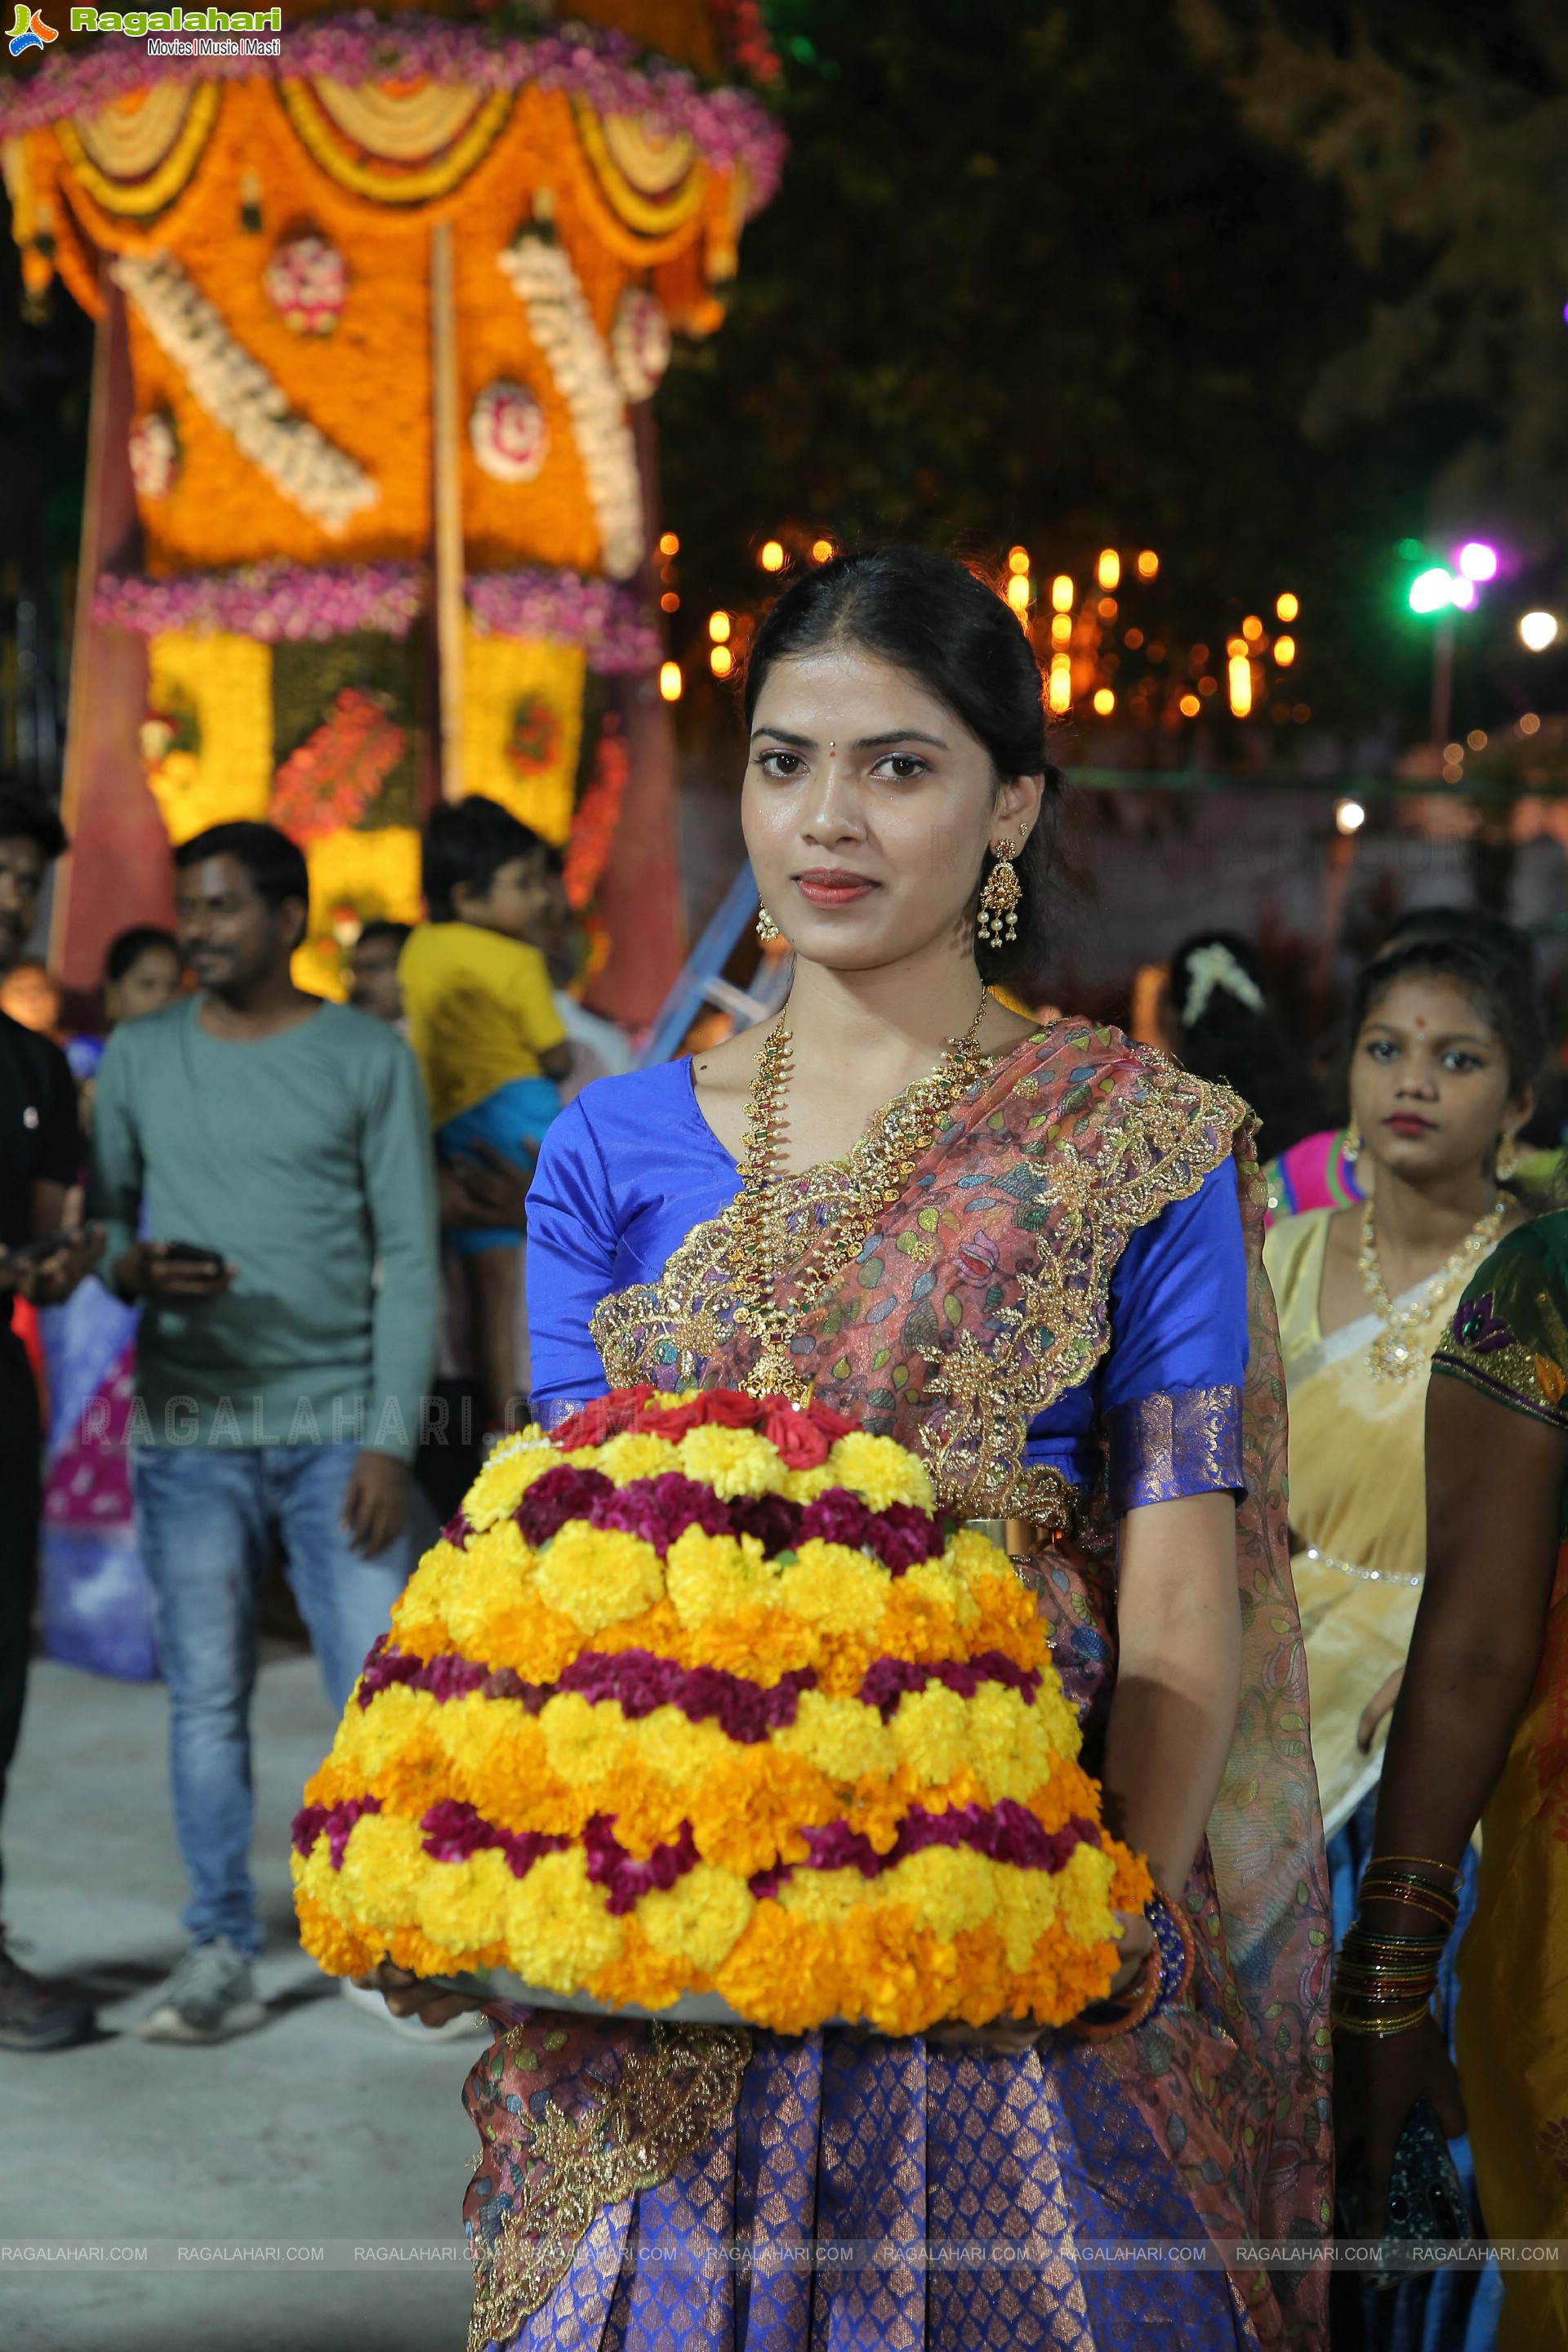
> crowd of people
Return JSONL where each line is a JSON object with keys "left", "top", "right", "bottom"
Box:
{"left": 1, "top": 542, "right": 1566, "bottom": 2350}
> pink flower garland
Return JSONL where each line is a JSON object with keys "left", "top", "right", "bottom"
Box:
{"left": 467, "top": 570, "right": 660, "bottom": 673}
{"left": 0, "top": 11, "right": 787, "bottom": 206}
{"left": 93, "top": 563, "right": 425, "bottom": 643}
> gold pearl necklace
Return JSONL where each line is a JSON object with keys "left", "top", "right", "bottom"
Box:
{"left": 730, "top": 989, "right": 995, "bottom": 1402}
{"left": 1357, "top": 1192, "right": 1507, "bottom": 1382}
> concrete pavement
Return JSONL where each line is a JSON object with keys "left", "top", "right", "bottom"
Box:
{"left": 0, "top": 1654, "right": 484, "bottom": 2350}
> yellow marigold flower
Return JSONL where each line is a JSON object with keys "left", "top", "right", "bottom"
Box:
{"left": 540, "top": 1690, "right": 635, "bottom": 1788}
{"left": 886, "top": 1682, "right": 969, "bottom": 1786}
{"left": 896, "top": 1557, "right": 978, "bottom": 1633}
{"left": 776, "top": 1542, "right": 889, "bottom": 1636}
{"left": 595, "top": 1431, "right": 682, "bottom": 1485}
{"left": 1051, "top": 1840, "right": 1119, "bottom": 1948}
{"left": 712, "top": 1903, "right": 844, "bottom": 2034}
{"left": 414, "top": 1848, "right": 515, "bottom": 1962}
{"left": 464, "top": 1437, "right": 559, "bottom": 1530}
{"left": 774, "top": 1688, "right": 894, "bottom": 1785}
{"left": 677, "top": 1423, "right": 783, "bottom": 1498}
{"left": 637, "top": 1863, "right": 755, "bottom": 1974}
{"left": 665, "top": 1525, "right": 780, "bottom": 1628}
{"left": 628, "top": 1703, "right": 733, "bottom": 1783}
{"left": 437, "top": 1534, "right": 533, "bottom": 1658}
{"left": 943, "top": 1525, "right": 1013, "bottom": 1587}
{"left": 836, "top": 1906, "right": 956, "bottom": 2034}
{"left": 959, "top": 1684, "right": 1062, "bottom": 1802}
{"left": 470, "top": 1591, "right": 582, "bottom": 1683}
{"left": 823, "top": 1432, "right": 933, "bottom": 1512}
{"left": 775, "top": 1866, "right": 871, "bottom": 1923}
{"left": 688, "top": 1748, "right": 837, "bottom": 1877}
{"left": 335, "top": 1811, "right": 430, "bottom": 1931}
{"left": 504, "top": 1849, "right": 622, "bottom": 1988}
{"left": 879, "top": 1846, "right": 997, "bottom": 1942}
{"left": 991, "top": 1860, "right": 1062, "bottom": 1975}
{"left": 779, "top": 1462, "right": 839, "bottom": 1503}
{"left": 389, "top": 1539, "right": 468, "bottom": 1654}
{"left": 961, "top": 1567, "right": 1048, "bottom": 1663}
{"left": 533, "top": 1522, "right": 666, "bottom": 1633}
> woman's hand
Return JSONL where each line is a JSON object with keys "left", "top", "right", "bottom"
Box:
{"left": 354, "top": 1961, "right": 483, "bottom": 2029}
{"left": 1357, "top": 1668, "right": 1404, "bottom": 1754}
{"left": 1336, "top": 2016, "right": 1465, "bottom": 2233}
{"left": 1106, "top": 1905, "right": 1155, "bottom": 1999}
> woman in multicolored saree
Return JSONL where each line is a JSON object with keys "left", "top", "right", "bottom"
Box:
{"left": 377, "top": 550, "right": 1330, "bottom": 2349}
{"left": 1341, "top": 1216, "right": 1568, "bottom": 2348}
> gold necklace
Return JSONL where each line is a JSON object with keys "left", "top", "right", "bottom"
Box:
{"left": 1357, "top": 1192, "right": 1507, "bottom": 1381}
{"left": 730, "top": 989, "right": 996, "bottom": 1402}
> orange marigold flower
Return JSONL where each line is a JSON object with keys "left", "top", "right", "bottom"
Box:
{"left": 950, "top": 1922, "right": 1015, "bottom": 2025}
{"left": 835, "top": 1907, "right": 956, "bottom": 2036}
{"left": 1022, "top": 1758, "right": 1104, "bottom": 1836}
{"left": 1012, "top": 1933, "right": 1119, "bottom": 2027}
{"left": 587, "top": 1918, "right": 697, "bottom": 2011}
{"left": 296, "top": 1891, "right": 381, "bottom": 1979}
{"left": 1107, "top": 1842, "right": 1155, "bottom": 1913}
{"left": 713, "top": 1903, "right": 843, "bottom": 2034}
{"left": 688, "top": 1748, "right": 837, "bottom": 1877}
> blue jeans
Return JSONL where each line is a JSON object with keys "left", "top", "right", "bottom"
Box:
{"left": 438, "top": 1075, "right": 560, "bottom": 1257}
{"left": 132, "top": 1444, "right": 412, "bottom": 1955}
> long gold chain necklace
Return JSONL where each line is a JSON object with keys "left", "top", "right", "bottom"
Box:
{"left": 1357, "top": 1192, "right": 1507, "bottom": 1381}
{"left": 730, "top": 989, "right": 995, "bottom": 1401}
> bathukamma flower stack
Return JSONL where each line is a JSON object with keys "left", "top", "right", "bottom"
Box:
{"left": 292, "top": 1387, "right": 1148, "bottom": 2034}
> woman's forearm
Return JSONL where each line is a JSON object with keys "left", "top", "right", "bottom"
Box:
{"left": 1101, "top": 1490, "right": 1241, "bottom": 1896}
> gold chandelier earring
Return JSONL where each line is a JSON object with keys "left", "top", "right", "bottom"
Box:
{"left": 755, "top": 905, "right": 780, "bottom": 945}
{"left": 1343, "top": 1117, "right": 1362, "bottom": 1165}
{"left": 975, "top": 838, "right": 1022, "bottom": 949}
{"left": 1497, "top": 1129, "right": 1521, "bottom": 1183}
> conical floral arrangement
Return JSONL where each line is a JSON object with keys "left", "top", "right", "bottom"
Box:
{"left": 292, "top": 1388, "right": 1149, "bottom": 2034}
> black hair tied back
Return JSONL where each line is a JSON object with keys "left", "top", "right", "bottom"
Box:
{"left": 742, "top": 546, "right": 1062, "bottom": 1000}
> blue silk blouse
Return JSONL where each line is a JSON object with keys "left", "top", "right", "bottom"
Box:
{"left": 525, "top": 1057, "right": 1248, "bottom": 1512}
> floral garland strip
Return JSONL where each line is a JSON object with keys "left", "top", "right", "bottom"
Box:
{"left": 563, "top": 710, "right": 630, "bottom": 909}
{"left": 292, "top": 1388, "right": 1152, "bottom": 2034}
{"left": 0, "top": 16, "right": 787, "bottom": 208}
{"left": 496, "top": 229, "right": 643, "bottom": 582}
{"left": 467, "top": 570, "right": 657, "bottom": 671}
{"left": 92, "top": 560, "right": 658, "bottom": 668}
{"left": 109, "top": 252, "right": 378, "bottom": 537}
{"left": 92, "top": 560, "right": 423, "bottom": 642}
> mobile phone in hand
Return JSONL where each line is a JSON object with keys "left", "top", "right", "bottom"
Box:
{"left": 5, "top": 1229, "right": 76, "bottom": 1264}
{"left": 159, "top": 1241, "right": 227, "bottom": 1277}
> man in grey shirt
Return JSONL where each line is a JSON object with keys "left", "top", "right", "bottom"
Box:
{"left": 90, "top": 822, "right": 438, "bottom": 2042}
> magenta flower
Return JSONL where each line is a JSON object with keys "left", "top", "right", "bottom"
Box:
{"left": 419, "top": 1799, "right": 570, "bottom": 1879}
{"left": 556, "top": 1647, "right": 814, "bottom": 1741}
{"left": 799, "top": 1488, "right": 871, "bottom": 1549}
{"left": 582, "top": 1815, "right": 700, "bottom": 1914}
{"left": 863, "top": 1502, "right": 944, "bottom": 1572}
{"left": 516, "top": 1464, "right": 615, "bottom": 1546}
{"left": 857, "top": 1650, "right": 1040, "bottom": 1721}
{"left": 590, "top": 1472, "right": 731, "bottom": 1555}
{"left": 728, "top": 1491, "right": 804, "bottom": 1555}
{"left": 440, "top": 1509, "right": 471, "bottom": 1549}
{"left": 291, "top": 1793, "right": 381, "bottom": 1867}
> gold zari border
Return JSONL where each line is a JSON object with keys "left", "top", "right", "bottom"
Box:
{"left": 467, "top": 2022, "right": 750, "bottom": 2350}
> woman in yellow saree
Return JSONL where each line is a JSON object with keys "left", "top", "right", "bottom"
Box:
{"left": 1264, "top": 928, "right": 1537, "bottom": 1844}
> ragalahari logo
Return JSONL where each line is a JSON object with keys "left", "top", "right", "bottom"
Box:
{"left": 7, "top": 4, "right": 57, "bottom": 50}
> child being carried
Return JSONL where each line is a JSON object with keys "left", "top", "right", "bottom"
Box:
{"left": 400, "top": 798, "right": 571, "bottom": 1432}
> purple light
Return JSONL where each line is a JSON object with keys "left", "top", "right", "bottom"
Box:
{"left": 1449, "top": 576, "right": 1478, "bottom": 611}
{"left": 1457, "top": 541, "right": 1499, "bottom": 583}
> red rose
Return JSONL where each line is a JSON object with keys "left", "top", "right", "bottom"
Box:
{"left": 761, "top": 1405, "right": 832, "bottom": 1468}
{"left": 632, "top": 1389, "right": 765, "bottom": 1441}
{"left": 550, "top": 1386, "right": 657, "bottom": 1448}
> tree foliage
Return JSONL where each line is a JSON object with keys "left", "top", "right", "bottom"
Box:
{"left": 659, "top": 0, "right": 1562, "bottom": 737}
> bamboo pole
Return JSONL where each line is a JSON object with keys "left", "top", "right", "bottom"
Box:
{"left": 430, "top": 219, "right": 464, "bottom": 801}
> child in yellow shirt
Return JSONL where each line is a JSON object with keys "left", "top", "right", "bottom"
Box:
{"left": 400, "top": 798, "right": 572, "bottom": 1428}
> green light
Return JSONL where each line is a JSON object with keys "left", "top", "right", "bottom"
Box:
{"left": 1396, "top": 537, "right": 1425, "bottom": 561}
{"left": 1409, "top": 567, "right": 1454, "bottom": 616}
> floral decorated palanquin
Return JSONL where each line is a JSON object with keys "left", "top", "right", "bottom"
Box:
{"left": 0, "top": 0, "right": 782, "bottom": 1002}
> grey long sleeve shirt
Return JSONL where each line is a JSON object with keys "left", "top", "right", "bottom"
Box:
{"left": 89, "top": 996, "right": 438, "bottom": 1459}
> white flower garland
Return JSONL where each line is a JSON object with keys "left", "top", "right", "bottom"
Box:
{"left": 497, "top": 230, "right": 644, "bottom": 581}
{"left": 110, "top": 252, "right": 378, "bottom": 538}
